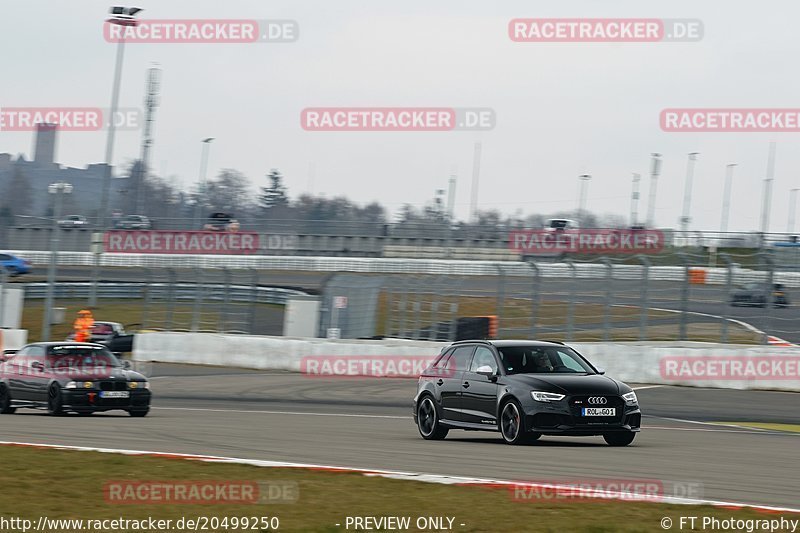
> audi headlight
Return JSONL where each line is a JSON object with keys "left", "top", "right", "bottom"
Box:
{"left": 622, "top": 391, "right": 638, "bottom": 406}
{"left": 531, "top": 391, "right": 565, "bottom": 402}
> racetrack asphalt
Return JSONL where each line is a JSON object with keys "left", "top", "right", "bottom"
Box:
{"left": 2, "top": 363, "right": 798, "bottom": 509}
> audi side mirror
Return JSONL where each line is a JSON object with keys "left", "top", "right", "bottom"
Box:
{"left": 596, "top": 368, "right": 606, "bottom": 375}
{"left": 476, "top": 365, "right": 496, "bottom": 378}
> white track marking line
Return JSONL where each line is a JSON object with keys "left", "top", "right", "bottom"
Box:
{"left": 1, "top": 440, "right": 798, "bottom": 514}
{"left": 653, "top": 415, "right": 768, "bottom": 429}
{"left": 646, "top": 416, "right": 799, "bottom": 435}
{"left": 644, "top": 426, "right": 797, "bottom": 435}
{"left": 153, "top": 407, "right": 796, "bottom": 436}
{"left": 153, "top": 406, "right": 408, "bottom": 419}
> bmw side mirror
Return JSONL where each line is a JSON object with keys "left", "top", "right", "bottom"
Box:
{"left": 122, "top": 360, "right": 132, "bottom": 370}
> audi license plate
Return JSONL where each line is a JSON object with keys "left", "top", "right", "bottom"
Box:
{"left": 100, "top": 391, "right": 129, "bottom": 399}
{"left": 582, "top": 407, "right": 615, "bottom": 416}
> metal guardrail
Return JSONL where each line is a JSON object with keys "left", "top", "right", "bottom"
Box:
{"left": 9, "top": 250, "right": 800, "bottom": 287}
{"left": 22, "top": 281, "right": 308, "bottom": 304}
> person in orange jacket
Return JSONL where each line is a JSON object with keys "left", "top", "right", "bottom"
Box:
{"left": 73, "top": 310, "right": 95, "bottom": 343}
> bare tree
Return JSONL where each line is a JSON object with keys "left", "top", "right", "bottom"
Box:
{"left": 204, "top": 169, "right": 252, "bottom": 214}
{"left": 2, "top": 166, "right": 32, "bottom": 215}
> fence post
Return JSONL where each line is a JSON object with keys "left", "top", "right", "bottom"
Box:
{"left": 248, "top": 268, "right": 258, "bottom": 334}
{"left": 529, "top": 261, "right": 541, "bottom": 338}
{"left": 140, "top": 268, "right": 152, "bottom": 330}
{"left": 495, "top": 265, "right": 506, "bottom": 337}
{"left": 447, "top": 302, "right": 459, "bottom": 341}
{"left": 398, "top": 278, "right": 410, "bottom": 339}
{"left": 602, "top": 258, "right": 613, "bottom": 342}
{"left": 428, "top": 276, "right": 443, "bottom": 341}
{"left": 678, "top": 252, "right": 690, "bottom": 341}
{"left": 191, "top": 268, "right": 204, "bottom": 332}
{"left": 637, "top": 255, "right": 650, "bottom": 341}
{"left": 565, "top": 259, "right": 576, "bottom": 342}
{"left": 762, "top": 252, "right": 775, "bottom": 345}
{"left": 219, "top": 268, "right": 232, "bottom": 333}
{"left": 0, "top": 267, "right": 7, "bottom": 328}
{"left": 383, "top": 281, "right": 394, "bottom": 338}
{"left": 88, "top": 242, "right": 101, "bottom": 307}
{"left": 412, "top": 297, "right": 422, "bottom": 340}
{"left": 165, "top": 268, "right": 176, "bottom": 331}
{"left": 720, "top": 253, "right": 733, "bottom": 343}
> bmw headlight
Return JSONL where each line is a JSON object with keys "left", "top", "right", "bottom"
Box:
{"left": 622, "top": 391, "right": 638, "bottom": 406}
{"left": 128, "top": 381, "right": 149, "bottom": 390}
{"left": 65, "top": 381, "right": 94, "bottom": 389}
{"left": 531, "top": 391, "right": 565, "bottom": 402}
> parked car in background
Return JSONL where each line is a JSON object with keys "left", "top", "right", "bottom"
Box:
{"left": 0, "top": 253, "right": 31, "bottom": 276}
{"left": 57, "top": 215, "right": 90, "bottom": 228}
{"left": 544, "top": 218, "right": 579, "bottom": 231}
{"left": 204, "top": 212, "right": 240, "bottom": 232}
{"left": 114, "top": 214, "right": 152, "bottom": 230}
{"left": 66, "top": 321, "right": 135, "bottom": 353}
{"left": 730, "top": 282, "right": 789, "bottom": 308}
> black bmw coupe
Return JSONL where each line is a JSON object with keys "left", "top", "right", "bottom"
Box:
{"left": 414, "top": 340, "right": 640, "bottom": 446}
{"left": 0, "top": 343, "right": 151, "bottom": 417}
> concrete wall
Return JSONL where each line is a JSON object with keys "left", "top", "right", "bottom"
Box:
{"left": 0, "top": 329, "right": 28, "bottom": 351}
{"left": 133, "top": 333, "right": 800, "bottom": 391}
{"left": 8, "top": 228, "right": 520, "bottom": 259}
{"left": 134, "top": 332, "right": 441, "bottom": 374}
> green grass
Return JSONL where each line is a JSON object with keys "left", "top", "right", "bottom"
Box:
{"left": 22, "top": 292, "right": 760, "bottom": 345}
{"left": 0, "top": 446, "right": 783, "bottom": 532}
{"left": 377, "top": 294, "right": 761, "bottom": 344}
{"left": 21, "top": 299, "right": 234, "bottom": 343}
{"left": 22, "top": 299, "right": 155, "bottom": 342}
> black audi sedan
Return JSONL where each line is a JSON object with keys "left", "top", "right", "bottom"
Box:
{"left": 414, "top": 340, "right": 640, "bottom": 446}
{"left": 0, "top": 342, "right": 151, "bottom": 417}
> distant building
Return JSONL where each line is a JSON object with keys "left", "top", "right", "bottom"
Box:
{"left": 33, "top": 123, "right": 57, "bottom": 164}
{"left": 0, "top": 124, "right": 132, "bottom": 218}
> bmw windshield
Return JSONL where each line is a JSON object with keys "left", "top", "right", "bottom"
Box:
{"left": 497, "top": 346, "right": 596, "bottom": 375}
{"left": 46, "top": 345, "right": 123, "bottom": 368}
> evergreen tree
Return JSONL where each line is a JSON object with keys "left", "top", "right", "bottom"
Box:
{"left": 259, "top": 169, "right": 289, "bottom": 210}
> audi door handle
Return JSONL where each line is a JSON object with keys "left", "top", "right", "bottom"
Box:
{"left": 436, "top": 379, "right": 444, "bottom": 386}
{"left": 462, "top": 381, "right": 470, "bottom": 388}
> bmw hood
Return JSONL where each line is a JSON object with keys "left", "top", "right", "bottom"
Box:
{"left": 506, "top": 374, "right": 623, "bottom": 395}
{"left": 56, "top": 367, "right": 147, "bottom": 382}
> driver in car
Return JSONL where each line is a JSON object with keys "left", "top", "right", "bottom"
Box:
{"left": 531, "top": 350, "right": 554, "bottom": 373}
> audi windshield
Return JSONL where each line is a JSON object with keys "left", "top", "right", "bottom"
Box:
{"left": 497, "top": 346, "right": 596, "bottom": 374}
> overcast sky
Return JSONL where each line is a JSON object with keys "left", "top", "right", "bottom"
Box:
{"left": 1, "top": 0, "right": 798, "bottom": 231}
